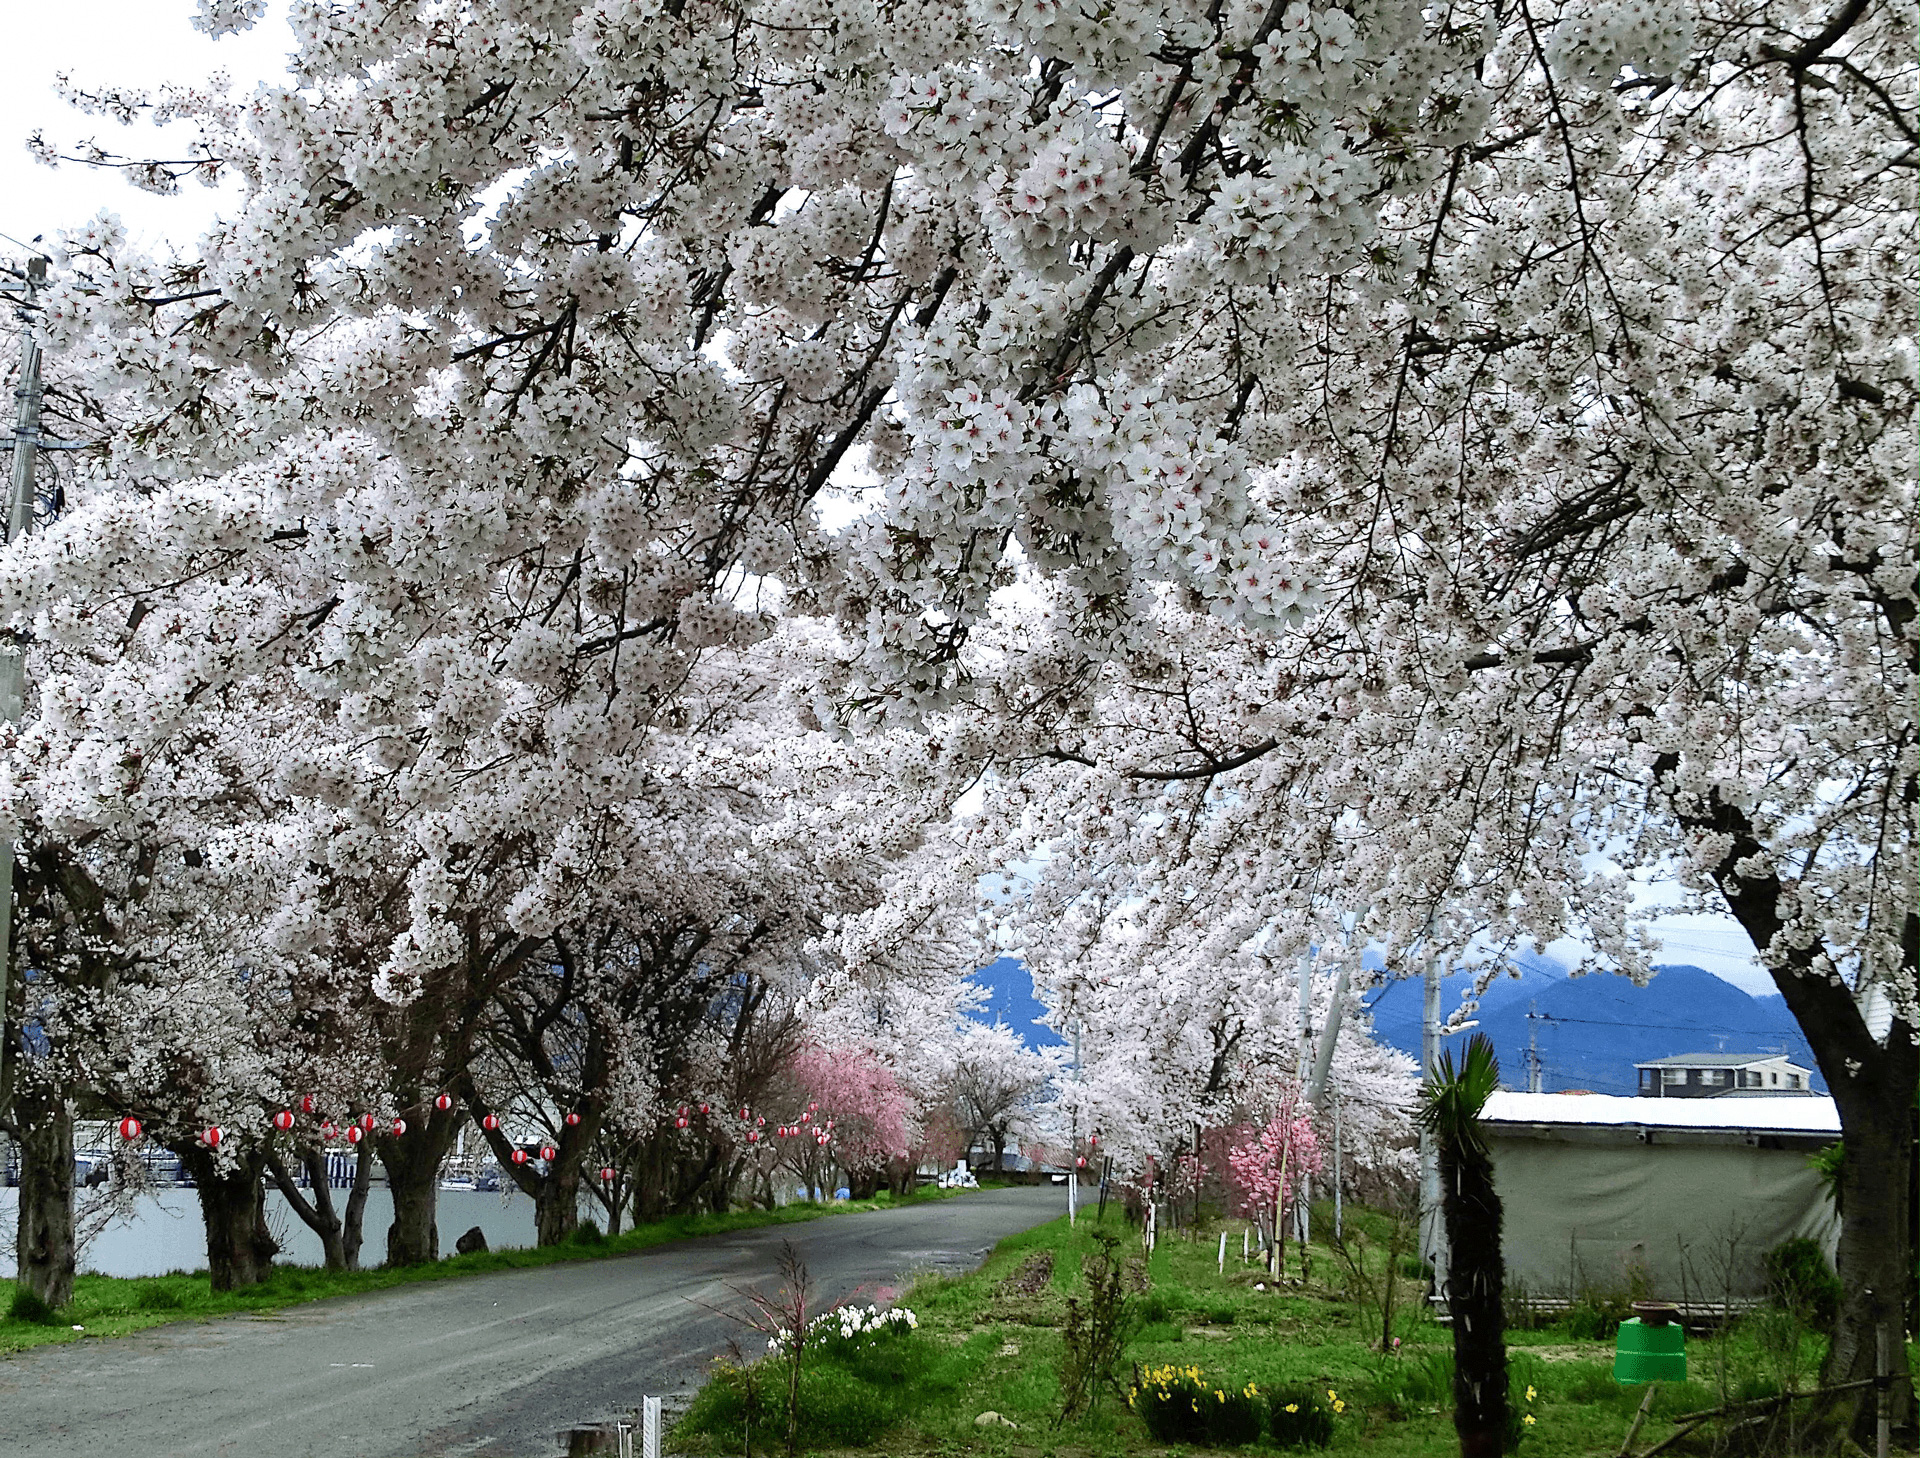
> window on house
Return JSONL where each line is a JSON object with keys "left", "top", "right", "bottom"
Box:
{"left": 1704, "top": 1069, "right": 1728, "bottom": 1085}
{"left": 1769, "top": 1071, "right": 1779, "bottom": 1085}
{"left": 1663, "top": 1068, "right": 1687, "bottom": 1085}
{"left": 1789, "top": 1074, "right": 1802, "bottom": 1089}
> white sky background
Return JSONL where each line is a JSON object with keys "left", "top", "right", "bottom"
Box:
{"left": 3, "top": 5, "right": 1781, "bottom": 999}
{"left": 0, "top": 2, "right": 290, "bottom": 257}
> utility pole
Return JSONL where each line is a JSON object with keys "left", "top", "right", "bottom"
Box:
{"left": 1526, "top": 1000, "right": 1543, "bottom": 1094}
{"left": 0, "top": 255, "right": 46, "bottom": 1129}
{"left": 1295, "top": 950, "right": 1313, "bottom": 1244}
{"left": 1067, "top": 1017, "right": 1081, "bottom": 1225}
{"left": 1418, "top": 949, "right": 1448, "bottom": 1296}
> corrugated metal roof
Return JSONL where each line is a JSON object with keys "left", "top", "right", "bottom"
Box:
{"left": 1483, "top": 1090, "right": 1840, "bottom": 1136}
{"left": 1632, "top": 1051, "right": 1805, "bottom": 1068}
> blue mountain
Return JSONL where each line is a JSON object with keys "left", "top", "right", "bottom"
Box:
{"left": 1366, "top": 961, "right": 1822, "bottom": 1095}
{"left": 968, "top": 956, "right": 1065, "bottom": 1048}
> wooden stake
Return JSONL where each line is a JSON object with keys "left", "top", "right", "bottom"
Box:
{"left": 1616, "top": 1383, "right": 1658, "bottom": 1458}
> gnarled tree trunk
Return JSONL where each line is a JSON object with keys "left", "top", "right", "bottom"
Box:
{"left": 177, "top": 1144, "right": 276, "bottom": 1291}
{"left": 266, "top": 1147, "right": 350, "bottom": 1272}
{"left": 1681, "top": 776, "right": 1918, "bottom": 1447}
{"left": 375, "top": 1112, "right": 459, "bottom": 1267}
{"left": 13, "top": 1094, "right": 75, "bottom": 1309}
{"left": 535, "top": 1162, "right": 580, "bottom": 1246}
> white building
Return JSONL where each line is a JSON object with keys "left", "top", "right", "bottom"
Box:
{"left": 1632, "top": 1051, "right": 1816, "bottom": 1098}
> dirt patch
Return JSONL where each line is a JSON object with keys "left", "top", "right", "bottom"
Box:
{"left": 999, "top": 1251, "right": 1055, "bottom": 1296}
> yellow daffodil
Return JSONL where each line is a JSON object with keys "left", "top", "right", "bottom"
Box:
{"left": 1526, "top": 1385, "right": 1536, "bottom": 1401}
{"left": 1523, "top": 1414, "right": 1537, "bottom": 1427}
{"left": 1333, "top": 1400, "right": 1346, "bottom": 1413}
{"left": 1285, "top": 1403, "right": 1300, "bottom": 1413}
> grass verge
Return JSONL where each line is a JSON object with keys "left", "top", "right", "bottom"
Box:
{"left": 673, "top": 1204, "right": 1892, "bottom": 1457}
{"left": 0, "top": 1181, "right": 980, "bottom": 1356}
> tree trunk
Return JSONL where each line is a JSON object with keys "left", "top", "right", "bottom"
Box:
{"left": 178, "top": 1145, "right": 277, "bottom": 1292}
{"left": 265, "top": 1147, "right": 347, "bottom": 1272}
{"left": 342, "top": 1143, "right": 372, "bottom": 1271}
{"left": 13, "top": 1094, "right": 75, "bottom": 1309}
{"left": 376, "top": 1115, "right": 459, "bottom": 1267}
{"left": 1821, "top": 1038, "right": 1917, "bottom": 1443}
{"left": 535, "top": 1162, "right": 580, "bottom": 1246}
{"left": 1439, "top": 1137, "right": 1508, "bottom": 1458}
{"left": 1670, "top": 775, "right": 1919, "bottom": 1445}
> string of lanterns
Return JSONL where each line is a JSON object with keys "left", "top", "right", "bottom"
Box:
{"left": 110, "top": 1095, "right": 596, "bottom": 1162}
{"left": 111, "top": 1093, "right": 838, "bottom": 1184}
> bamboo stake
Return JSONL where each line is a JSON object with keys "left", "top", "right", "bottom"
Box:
{"left": 1616, "top": 1384, "right": 1658, "bottom": 1458}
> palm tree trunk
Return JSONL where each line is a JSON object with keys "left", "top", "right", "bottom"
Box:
{"left": 1439, "top": 1139, "right": 1508, "bottom": 1456}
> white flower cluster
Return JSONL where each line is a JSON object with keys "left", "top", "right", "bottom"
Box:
{"left": 1546, "top": 0, "right": 1695, "bottom": 88}
{"left": 982, "top": 119, "right": 1146, "bottom": 270}
{"left": 1202, "top": 145, "right": 1380, "bottom": 284}
{"left": 768, "top": 1304, "right": 920, "bottom": 1354}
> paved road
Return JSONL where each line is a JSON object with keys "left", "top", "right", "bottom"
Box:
{"left": 0, "top": 1185, "right": 1060, "bottom": 1458}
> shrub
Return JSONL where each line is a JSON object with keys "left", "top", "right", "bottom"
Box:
{"left": 677, "top": 1361, "right": 893, "bottom": 1449}
{"left": 7, "top": 1289, "right": 58, "bottom": 1325}
{"left": 1056, "top": 1229, "right": 1141, "bottom": 1420}
{"left": 568, "top": 1219, "right": 606, "bottom": 1246}
{"left": 1365, "top": 1348, "right": 1454, "bottom": 1417}
{"left": 1559, "top": 1287, "right": 1633, "bottom": 1340}
{"left": 796, "top": 1365, "right": 892, "bottom": 1446}
{"left": 1135, "top": 1288, "right": 1179, "bottom": 1325}
{"left": 1762, "top": 1237, "right": 1841, "bottom": 1330}
{"left": 1208, "top": 1383, "right": 1267, "bottom": 1445}
{"left": 1268, "top": 1382, "right": 1336, "bottom": 1449}
{"left": 1133, "top": 1363, "right": 1212, "bottom": 1445}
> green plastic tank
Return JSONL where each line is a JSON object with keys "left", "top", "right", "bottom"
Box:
{"left": 1614, "top": 1317, "right": 1686, "bottom": 1383}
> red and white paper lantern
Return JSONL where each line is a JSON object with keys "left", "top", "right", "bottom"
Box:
{"left": 434, "top": 1093, "right": 453, "bottom": 1112}
{"left": 322, "top": 1121, "right": 339, "bottom": 1140}
{"left": 346, "top": 1126, "right": 363, "bottom": 1145}
{"left": 202, "top": 1126, "right": 223, "bottom": 1148}
{"left": 117, "top": 1117, "right": 142, "bottom": 1142}
{"left": 565, "top": 1112, "right": 581, "bottom": 1127}
{"left": 599, "top": 1167, "right": 615, "bottom": 1183}
{"left": 300, "top": 1095, "right": 316, "bottom": 1115}
{"left": 510, "top": 1148, "right": 528, "bottom": 1165}
{"left": 273, "top": 1110, "right": 295, "bottom": 1132}
{"left": 481, "top": 1113, "right": 500, "bottom": 1132}
{"left": 699, "top": 1103, "right": 710, "bottom": 1115}
{"left": 391, "top": 1118, "right": 407, "bottom": 1137}
{"left": 538, "top": 1144, "right": 557, "bottom": 1161}
{"left": 359, "top": 1114, "right": 376, "bottom": 1131}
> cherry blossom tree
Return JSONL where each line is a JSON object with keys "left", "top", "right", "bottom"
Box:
{"left": 0, "top": 0, "right": 1905, "bottom": 1425}
{"left": 1225, "top": 1095, "right": 1323, "bottom": 1270}
{"left": 787, "top": 1042, "right": 912, "bottom": 1197}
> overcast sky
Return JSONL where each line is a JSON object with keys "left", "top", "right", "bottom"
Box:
{"left": 0, "top": 1, "right": 289, "bottom": 256}
{"left": 2, "top": 5, "right": 1781, "bottom": 999}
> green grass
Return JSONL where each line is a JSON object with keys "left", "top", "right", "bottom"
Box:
{"left": 0, "top": 1182, "right": 972, "bottom": 1356}
{"left": 673, "top": 1205, "right": 1899, "bottom": 1456}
